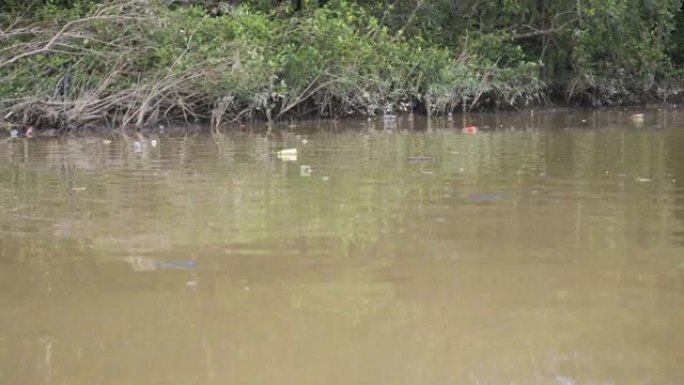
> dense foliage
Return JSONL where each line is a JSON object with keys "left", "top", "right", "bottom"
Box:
{"left": 1, "top": 0, "right": 683, "bottom": 130}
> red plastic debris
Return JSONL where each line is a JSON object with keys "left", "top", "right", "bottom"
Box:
{"left": 463, "top": 126, "right": 477, "bottom": 134}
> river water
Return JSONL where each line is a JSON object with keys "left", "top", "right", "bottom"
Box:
{"left": 1, "top": 109, "right": 683, "bottom": 385}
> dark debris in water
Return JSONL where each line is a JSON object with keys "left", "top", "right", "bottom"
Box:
{"left": 407, "top": 156, "right": 435, "bottom": 162}
{"left": 156, "top": 261, "right": 198, "bottom": 269}
{"left": 465, "top": 193, "right": 503, "bottom": 200}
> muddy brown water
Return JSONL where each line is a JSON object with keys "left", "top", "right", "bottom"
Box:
{"left": 1, "top": 109, "right": 683, "bottom": 385}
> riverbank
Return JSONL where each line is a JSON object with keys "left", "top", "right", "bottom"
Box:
{"left": 2, "top": 1, "right": 684, "bottom": 135}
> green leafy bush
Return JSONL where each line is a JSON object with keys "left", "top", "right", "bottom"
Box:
{"left": 1, "top": 0, "right": 548, "bottom": 129}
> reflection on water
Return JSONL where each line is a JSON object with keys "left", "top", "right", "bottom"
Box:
{"left": 1, "top": 109, "right": 683, "bottom": 385}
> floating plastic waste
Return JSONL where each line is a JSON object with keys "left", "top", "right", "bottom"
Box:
{"left": 9, "top": 127, "right": 33, "bottom": 138}
{"left": 300, "top": 165, "right": 312, "bottom": 176}
{"left": 125, "top": 256, "right": 197, "bottom": 272}
{"left": 277, "top": 148, "right": 298, "bottom": 161}
{"left": 463, "top": 126, "right": 477, "bottom": 134}
{"left": 125, "top": 256, "right": 156, "bottom": 271}
{"left": 554, "top": 376, "right": 576, "bottom": 385}
{"left": 156, "top": 261, "right": 197, "bottom": 268}
{"left": 630, "top": 113, "right": 645, "bottom": 125}
{"left": 466, "top": 193, "right": 503, "bottom": 200}
{"left": 407, "top": 156, "right": 434, "bottom": 162}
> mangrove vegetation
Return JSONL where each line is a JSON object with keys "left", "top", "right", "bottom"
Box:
{"left": 1, "top": 0, "right": 684, "bottom": 132}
